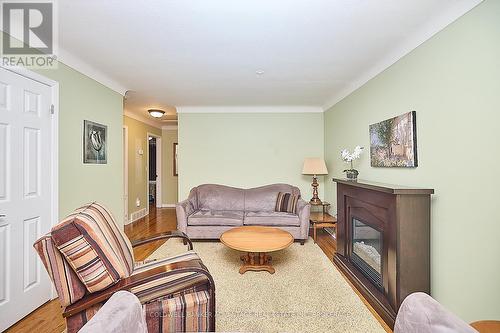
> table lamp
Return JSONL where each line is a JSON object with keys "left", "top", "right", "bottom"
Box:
{"left": 302, "top": 158, "right": 328, "bottom": 205}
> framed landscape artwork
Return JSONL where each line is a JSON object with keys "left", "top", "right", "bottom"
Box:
{"left": 369, "top": 111, "right": 417, "bottom": 167}
{"left": 83, "top": 120, "right": 107, "bottom": 164}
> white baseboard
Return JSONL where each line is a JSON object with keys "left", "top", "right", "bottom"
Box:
{"left": 161, "top": 203, "right": 176, "bottom": 208}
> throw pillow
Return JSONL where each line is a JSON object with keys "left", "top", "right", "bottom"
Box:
{"left": 51, "top": 222, "right": 122, "bottom": 293}
{"left": 275, "top": 192, "right": 299, "bottom": 213}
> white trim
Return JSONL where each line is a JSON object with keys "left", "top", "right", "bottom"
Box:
{"left": 2, "top": 65, "right": 60, "bottom": 300}
{"left": 146, "top": 132, "right": 162, "bottom": 215}
{"left": 322, "top": 0, "right": 483, "bottom": 111}
{"left": 162, "top": 125, "right": 178, "bottom": 131}
{"left": 57, "top": 47, "right": 127, "bottom": 96}
{"left": 161, "top": 204, "right": 176, "bottom": 208}
{"left": 124, "top": 110, "right": 164, "bottom": 129}
{"left": 123, "top": 125, "right": 129, "bottom": 225}
{"left": 155, "top": 137, "right": 162, "bottom": 208}
{"left": 176, "top": 106, "right": 323, "bottom": 114}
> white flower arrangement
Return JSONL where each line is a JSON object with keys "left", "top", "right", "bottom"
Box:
{"left": 341, "top": 146, "right": 364, "bottom": 163}
{"left": 341, "top": 146, "right": 364, "bottom": 180}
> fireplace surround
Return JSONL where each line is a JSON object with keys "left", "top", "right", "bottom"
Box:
{"left": 333, "top": 178, "right": 434, "bottom": 328}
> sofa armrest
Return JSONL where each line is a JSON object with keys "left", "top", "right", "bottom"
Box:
{"left": 176, "top": 199, "right": 194, "bottom": 233}
{"left": 63, "top": 259, "right": 213, "bottom": 317}
{"left": 297, "top": 199, "right": 311, "bottom": 240}
{"left": 78, "top": 291, "right": 147, "bottom": 333}
{"left": 131, "top": 231, "right": 193, "bottom": 250}
{"left": 394, "top": 292, "right": 478, "bottom": 333}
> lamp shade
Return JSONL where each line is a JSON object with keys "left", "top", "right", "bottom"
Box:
{"left": 302, "top": 158, "right": 328, "bottom": 175}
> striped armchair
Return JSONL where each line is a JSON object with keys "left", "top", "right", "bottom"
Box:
{"left": 33, "top": 202, "right": 215, "bottom": 333}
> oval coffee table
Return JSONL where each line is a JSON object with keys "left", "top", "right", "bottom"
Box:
{"left": 220, "top": 226, "right": 293, "bottom": 274}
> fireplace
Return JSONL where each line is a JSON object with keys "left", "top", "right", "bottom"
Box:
{"left": 333, "top": 178, "right": 433, "bottom": 328}
{"left": 350, "top": 218, "right": 382, "bottom": 290}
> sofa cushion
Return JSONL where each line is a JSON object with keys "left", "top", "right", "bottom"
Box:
{"left": 188, "top": 210, "right": 244, "bottom": 226}
{"left": 244, "top": 211, "right": 300, "bottom": 226}
{"left": 275, "top": 192, "right": 299, "bottom": 213}
{"left": 33, "top": 235, "right": 87, "bottom": 307}
{"left": 50, "top": 202, "right": 134, "bottom": 293}
{"left": 196, "top": 184, "right": 245, "bottom": 211}
{"left": 244, "top": 184, "right": 301, "bottom": 212}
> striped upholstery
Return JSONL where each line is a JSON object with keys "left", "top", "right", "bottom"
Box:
{"left": 144, "top": 290, "right": 210, "bottom": 333}
{"left": 34, "top": 202, "right": 214, "bottom": 332}
{"left": 275, "top": 192, "right": 299, "bottom": 213}
{"left": 133, "top": 251, "right": 199, "bottom": 274}
{"left": 33, "top": 235, "right": 87, "bottom": 307}
{"left": 131, "top": 251, "right": 208, "bottom": 303}
{"left": 51, "top": 202, "right": 134, "bottom": 292}
{"left": 66, "top": 302, "right": 104, "bottom": 333}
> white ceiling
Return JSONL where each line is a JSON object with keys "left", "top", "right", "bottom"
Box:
{"left": 58, "top": 0, "right": 481, "bottom": 117}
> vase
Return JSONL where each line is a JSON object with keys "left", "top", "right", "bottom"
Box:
{"left": 345, "top": 169, "right": 359, "bottom": 181}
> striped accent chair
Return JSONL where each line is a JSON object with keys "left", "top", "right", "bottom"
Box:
{"left": 34, "top": 202, "right": 215, "bottom": 333}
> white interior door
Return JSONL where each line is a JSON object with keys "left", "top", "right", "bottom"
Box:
{"left": 0, "top": 68, "right": 54, "bottom": 331}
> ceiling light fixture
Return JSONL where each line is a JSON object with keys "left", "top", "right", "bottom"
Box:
{"left": 256, "top": 70, "right": 265, "bottom": 75}
{"left": 148, "top": 109, "right": 165, "bottom": 118}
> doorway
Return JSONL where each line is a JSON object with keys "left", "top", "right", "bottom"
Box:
{"left": 147, "top": 133, "right": 161, "bottom": 214}
{"left": 0, "top": 67, "right": 58, "bottom": 331}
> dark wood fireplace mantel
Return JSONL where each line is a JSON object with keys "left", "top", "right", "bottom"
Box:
{"left": 333, "top": 178, "right": 433, "bottom": 329}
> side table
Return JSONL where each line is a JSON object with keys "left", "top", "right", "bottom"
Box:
{"left": 310, "top": 212, "right": 337, "bottom": 243}
{"left": 310, "top": 201, "right": 331, "bottom": 214}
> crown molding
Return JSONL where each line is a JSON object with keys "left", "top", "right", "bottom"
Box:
{"left": 177, "top": 106, "right": 323, "bottom": 113}
{"left": 322, "top": 0, "right": 483, "bottom": 111}
{"left": 162, "top": 125, "right": 178, "bottom": 131}
{"left": 58, "top": 47, "right": 128, "bottom": 96}
{"left": 124, "top": 110, "right": 163, "bottom": 129}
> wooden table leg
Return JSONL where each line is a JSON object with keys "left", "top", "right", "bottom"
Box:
{"left": 239, "top": 252, "right": 275, "bottom": 274}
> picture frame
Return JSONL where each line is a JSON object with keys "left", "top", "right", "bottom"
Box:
{"left": 83, "top": 120, "right": 107, "bottom": 164}
{"left": 369, "top": 111, "right": 417, "bottom": 168}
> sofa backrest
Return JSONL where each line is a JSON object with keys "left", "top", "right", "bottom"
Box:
{"left": 196, "top": 184, "right": 245, "bottom": 211}
{"left": 245, "top": 184, "right": 301, "bottom": 212}
{"left": 194, "top": 183, "right": 301, "bottom": 212}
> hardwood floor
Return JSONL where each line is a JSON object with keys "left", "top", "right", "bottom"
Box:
{"left": 7, "top": 206, "right": 391, "bottom": 333}
{"left": 124, "top": 205, "right": 177, "bottom": 261}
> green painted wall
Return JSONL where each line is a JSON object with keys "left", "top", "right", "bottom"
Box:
{"left": 161, "top": 129, "right": 178, "bottom": 205}
{"left": 35, "top": 63, "right": 124, "bottom": 226}
{"left": 178, "top": 112, "right": 325, "bottom": 200}
{"left": 324, "top": 0, "right": 500, "bottom": 322}
{"left": 123, "top": 116, "right": 161, "bottom": 218}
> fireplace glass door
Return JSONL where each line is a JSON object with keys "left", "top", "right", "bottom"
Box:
{"left": 351, "top": 218, "right": 383, "bottom": 289}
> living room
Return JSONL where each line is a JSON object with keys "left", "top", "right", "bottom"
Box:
{"left": 0, "top": 0, "right": 499, "bottom": 332}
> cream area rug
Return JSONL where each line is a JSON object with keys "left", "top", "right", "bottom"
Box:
{"left": 147, "top": 238, "right": 386, "bottom": 333}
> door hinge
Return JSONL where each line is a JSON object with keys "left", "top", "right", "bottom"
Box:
{"left": 50, "top": 104, "right": 55, "bottom": 115}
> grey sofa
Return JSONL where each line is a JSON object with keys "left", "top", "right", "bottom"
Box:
{"left": 176, "top": 184, "right": 311, "bottom": 243}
